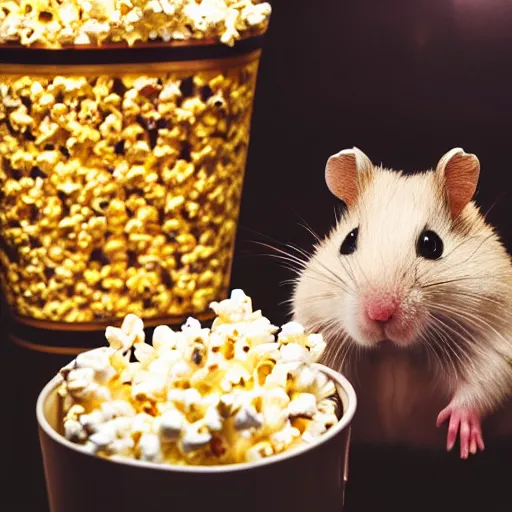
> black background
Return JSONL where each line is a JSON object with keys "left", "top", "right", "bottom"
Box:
{"left": 2, "top": 1, "right": 512, "bottom": 510}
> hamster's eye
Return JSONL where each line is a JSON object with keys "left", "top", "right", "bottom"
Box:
{"left": 340, "top": 227, "right": 358, "bottom": 255}
{"left": 417, "top": 230, "right": 444, "bottom": 260}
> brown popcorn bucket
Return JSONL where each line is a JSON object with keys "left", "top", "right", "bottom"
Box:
{"left": 37, "top": 363, "right": 357, "bottom": 512}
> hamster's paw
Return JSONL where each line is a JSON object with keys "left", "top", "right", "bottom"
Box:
{"left": 436, "top": 405, "right": 485, "bottom": 459}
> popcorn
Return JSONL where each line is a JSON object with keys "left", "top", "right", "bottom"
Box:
{"left": 234, "top": 406, "right": 263, "bottom": 431}
{"left": 181, "top": 429, "right": 212, "bottom": 453}
{"left": 158, "top": 409, "right": 184, "bottom": 441}
{"left": 57, "top": 290, "right": 342, "bottom": 466}
{"left": 0, "top": 0, "right": 271, "bottom": 49}
{"left": 288, "top": 393, "right": 318, "bottom": 418}
{"left": 203, "top": 406, "right": 223, "bottom": 432}
{"left": 0, "top": 60, "right": 260, "bottom": 325}
{"left": 138, "top": 433, "right": 162, "bottom": 462}
{"left": 245, "top": 441, "right": 273, "bottom": 463}
{"left": 66, "top": 368, "right": 96, "bottom": 397}
{"left": 79, "top": 410, "right": 105, "bottom": 434}
{"left": 75, "top": 348, "right": 117, "bottom": 384}
{"left": 64, "top": 419, "right": 87, "bottom": 443}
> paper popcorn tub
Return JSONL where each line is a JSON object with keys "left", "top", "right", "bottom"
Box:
{"left": 37, "top": 363, "right": 356, "bottom": 512}
{"left": 0, "top": 1, "right": 271, "bottom": 331}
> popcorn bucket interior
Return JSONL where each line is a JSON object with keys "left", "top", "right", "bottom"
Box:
{"left": 0, "top": 39, "right": 264, "bottom": 330}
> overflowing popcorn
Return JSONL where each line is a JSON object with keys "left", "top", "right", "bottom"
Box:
{"left": 0, "top": 0, "right": 271, "bottom": 48}
{"left": 0, "top": 58, "right": 259, "bottom": 324}
{"left": 57, "top": 290, "right": 341, "bottom": 465}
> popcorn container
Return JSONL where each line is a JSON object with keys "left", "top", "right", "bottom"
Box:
{"left": 0, "top": 32, "right": 267, "bottom": 331}
{"left": 37, "top": 364, "right": 357, "bottom": 512}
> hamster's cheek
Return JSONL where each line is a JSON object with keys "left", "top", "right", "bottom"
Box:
{"left": 385, "top": 295, "right": 429, "bottom": 347}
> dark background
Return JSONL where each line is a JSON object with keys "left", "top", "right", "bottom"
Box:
{"left": 2, "top": 0, "right": 512, "bottom": 510}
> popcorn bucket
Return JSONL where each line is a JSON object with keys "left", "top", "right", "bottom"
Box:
{"left": 0, "top": 32, "right": 267, "bottom": 331}
{"left": 37, "top": 364, "right": 357, "bottom": 512}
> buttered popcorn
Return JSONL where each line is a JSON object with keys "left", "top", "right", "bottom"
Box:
{"left": 57, "top": 290, "right": 341, "bottom": 465}
{"left": 0, "top": 60, "right": 259, "bottom": 324}
{"left": 0, "top": 0, "right": 271, "bottom": 48}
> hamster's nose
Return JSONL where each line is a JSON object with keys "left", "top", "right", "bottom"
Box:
{"left": 365, "top": 295, "right": 398, "bottom": 323}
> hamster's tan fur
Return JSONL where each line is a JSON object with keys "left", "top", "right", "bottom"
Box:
{"left": 292, "top": 147, "right": 512, "bottom": 455}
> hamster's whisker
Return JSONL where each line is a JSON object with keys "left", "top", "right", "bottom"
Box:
{"left": 333, "top": 204, "right": 343, "bottom": 225}
{"left": 313, "top": 257, "right": 355, "bottom": 294}
{"left": 328, "top": 331, "right": 347, "bottom": 361}
{"left": 307, "top": 317, "right": 348, "bottom": 361}
{"left": 325, "top": 334, "right": 352, "bottom": 373}
{"left": 428, "top": 304, "right": 480, "bottom": 348}
{"left": 297, "top": 222, "right": 322, "bottom": 244}
{"left": 280, "top": 278, "right": 298, "bottom": 287}
{"left": 429, "top": 313, "right": 470, "bottom": 367}
{"left": 283, "top": 242, "right": 313, "bottom": 260}
{"left": 429, "top": 307, "right": 495, "bottom": 366}
{"left": 256, "top": 239, "right": 354, "bottom": 293}
{"left": 427, "top": 293, "right": 509, "bottom": 329}
{"left": 418, "top": 333, "right": 432, "bottom": 367}
{"left": 424, "top": 322, "right": 453, "bottom": 368}
{"left": 316, "top": 338, "right": 340, "bottom": 369}
{"left": 304, "top": 317, "right": 338, "bottom": 337}
{"left": 340, "top": 343, "right": 356, "bottom": 373}
{"left": 336, "top": 256, "right": 357, "bottom": 287}
{"left": 417, "top": 328, "right": 443, "bottom": 369}
{"left": 287, "top": 208, "right": 324, "bottom": 243}
{"left": 321, "top": 336, "right": 339, "bottom": 365}
{"left": 308, "top": 265, "right": 354, "bottom": 291}
{"left": 254, "top": 253, "right": 306, "bottom": 272}
{"left": 337, "top": 253, "right": 363, "bottom": 290}
{"left": 280, "top": 291, "right": 339, "bottom": 308}
{"left": 276, "top": 263, "right": 303, "bottom": 275}
{"left": 349, "top": 253, "right": 372, "bottom": 289}
{"left": 421, "top": 273, "right": 509, "bottom": 290}
{"left": 429, "top": 300, "right": 511, "bottom": 348}
{"left": 427, "top": 289, "right": 508, "bottom": 310}
{"left": 245, "top": 230, "right": 310, "bottom": 258}
{"left": 275, "top": 263, "right": 307, "bottom": 280}
{"left": 352, "top": 344, "right": 365, "bottom": 387}
{"left": 333, "top": 341, "right": 353, "bottom": 373}
{"left": 279, "top": 261, "right": 349, "bottom": 293}
{"left": 256, "top": 252, "right": 313, "bottom": 279}
{"left": 482, "top": 191, "right": 508, "bottom": 220}
{"left": 426, "top": 319, "right": 461, "bottom": 377}
{"left": 428, "top": 311, "right": 475, "bottom": 369}
{"left": 252, "top": 241, "right": 309, "bottom": 266}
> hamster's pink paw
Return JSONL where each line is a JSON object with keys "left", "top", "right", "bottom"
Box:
{"left": 436, "top": 405, "right": 485, "bottom": 459}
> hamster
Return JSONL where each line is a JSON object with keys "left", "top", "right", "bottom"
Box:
{"left": 292, "top": 147, "right": 512, "bottom": 459}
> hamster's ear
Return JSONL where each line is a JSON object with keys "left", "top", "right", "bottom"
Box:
{"left": 436, "top": 147, "right": 480, "bottom": 219}
{"left": 325, "top": 147, "right": 373, "bottom": 207}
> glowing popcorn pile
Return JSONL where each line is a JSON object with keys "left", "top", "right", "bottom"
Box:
{"left": 0, "top": 65, "right": 259, "bottom": 324}
{"left": 0, "top": 0, "right": 272, "bottom": 48}
{"left": 57, "top": 290, "right": 341, "bottom": 465}
{"left": 0, "top": 1, "right": 271, "bottom": 327}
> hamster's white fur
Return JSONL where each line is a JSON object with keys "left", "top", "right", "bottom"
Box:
{"left": 292, "top": 148, "right": 512, "bottom": 455}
